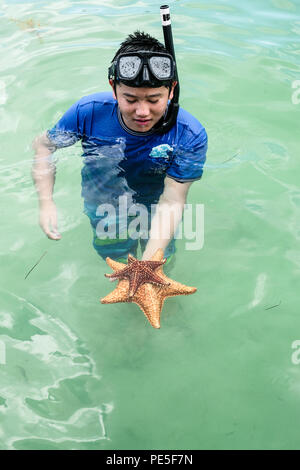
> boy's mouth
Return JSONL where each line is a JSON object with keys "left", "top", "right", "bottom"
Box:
{"left": 134, "top": 119, "right": 151, "bottom": 126}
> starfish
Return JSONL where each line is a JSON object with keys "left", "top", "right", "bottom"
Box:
{"left": 100, "top": 249, "right": 197, "bottom": 329}
{"left": 104, "top": 253, "right": 169, "bottom": 298}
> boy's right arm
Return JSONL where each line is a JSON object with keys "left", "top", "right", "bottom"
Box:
{"left": 32, "top": 131, "right": 62, "bottom": 240}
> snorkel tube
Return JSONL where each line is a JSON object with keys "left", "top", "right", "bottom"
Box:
{"left": 157, "top": 4, "right": 180, "bottom": 134}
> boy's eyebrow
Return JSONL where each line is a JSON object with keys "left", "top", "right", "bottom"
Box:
{"left": 123, "top": 92, "right": 162, "bottom": 98}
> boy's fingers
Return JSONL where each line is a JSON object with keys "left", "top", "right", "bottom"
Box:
{"left": 45, "top": 227, "right": 61, "bottom": 240}
{"left": 48, "top": 231, "right": 61, "bottom": 240}
{"left": 50, "top": 221, "right": 61, "bottom": 239}
{"left": 40, "top": 219, "right": 61, "bottom": 240}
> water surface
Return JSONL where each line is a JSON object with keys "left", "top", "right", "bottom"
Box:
{"left": 0, "top": 0, "right": 300, "bottom": 450}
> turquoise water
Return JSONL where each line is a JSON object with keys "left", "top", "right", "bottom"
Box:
{"left": 0, "top": 0, "right": 300, "bottom": 450}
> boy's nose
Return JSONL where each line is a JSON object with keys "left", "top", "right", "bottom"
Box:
{"left": 135, "top": 102, "right": 150, "bottom": 117}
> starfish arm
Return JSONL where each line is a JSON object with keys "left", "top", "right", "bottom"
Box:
{"left": 128, "top": 270, "right": 140, "bottom": 298}
{"left": 104, "top": 272, "right": 118, "bottom": 279}
{"left": 100, "top": 280, "right": 130, "bottom": 304}
{"left": 104, "top": 264, "right": 132, "bottom": 280}
{"left": 163, "top": 285, "right": 197, "bottom": 298}
{"left": 105, "top": 257, "right": 127, "bottom": 271}
{"left": 128, "top": 254, "right": 137, "bottom": 264}
{"left": 145, "top": 259, "right": 167, "bottom": 270}
{"left": 133, "top": 284, "right": 163, "bottom": 329}
{"left": 156, "top": 270, "right": 197, "bottom": 296}
{"left": 142, "top": 266, "right": 170, "bottom": 287}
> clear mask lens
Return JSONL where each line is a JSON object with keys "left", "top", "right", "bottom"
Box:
{"left": 119, "top": 56, "right": 141, "bottom": 78}
{"left": 149, "top": 56, "right": 171, "bottom": 79}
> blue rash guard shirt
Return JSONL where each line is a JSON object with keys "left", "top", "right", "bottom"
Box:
{"left": 46, "top": 91, "right": 208, "bottom": 213}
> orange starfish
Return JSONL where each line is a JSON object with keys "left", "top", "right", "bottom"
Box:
{"left": 104, "top": 253, "right": 169, "bottom": 297}
{"left": 100, "top": 249, "right": 197, "bottom": 329}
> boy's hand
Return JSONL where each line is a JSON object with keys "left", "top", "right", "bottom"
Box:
{"left": 39, "top": 200, "right": 61, "bottom": 240}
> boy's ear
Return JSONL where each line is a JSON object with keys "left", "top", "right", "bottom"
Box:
{"left": 109, "top": 79, "right": 117, "bottom": 100}
{"left": 168, "top": 81, "right": 178, "bottom": 100}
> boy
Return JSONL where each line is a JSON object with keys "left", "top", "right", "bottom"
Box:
{"left": 32, "top": 31, "right": 207, "bottom": 263}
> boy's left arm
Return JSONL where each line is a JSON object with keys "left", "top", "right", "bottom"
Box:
{"left": 142, "top": 176, "right": 192, "bottom": 260}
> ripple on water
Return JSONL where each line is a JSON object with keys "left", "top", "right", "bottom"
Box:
{"left": 0, "top": 290, "right": 113, "bottom": 449}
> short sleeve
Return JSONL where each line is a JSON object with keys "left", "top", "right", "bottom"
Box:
{"left": 167, "top": 127, "right": 208, "bottom": 183}
{"left": 46, "top": 101, "right": 82, "bottom": 149}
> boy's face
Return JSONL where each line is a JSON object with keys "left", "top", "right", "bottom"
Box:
{"left": 109, "top": 80, "right": 177, "bottom": 133}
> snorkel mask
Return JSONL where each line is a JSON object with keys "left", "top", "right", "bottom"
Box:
{"left": 108, "top": 5, "right": 180, "bottom": 134}
{"left": 108, "top": 50, "right": 176, "bottom": 89}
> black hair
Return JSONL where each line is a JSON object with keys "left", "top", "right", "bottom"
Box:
{"left": 112, "top": 31, "right": 168, "bottom": 61}
{"left": 110, "top": 31, "right": 173, "bottom": 91}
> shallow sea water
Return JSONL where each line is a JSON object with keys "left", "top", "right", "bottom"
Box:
{"left": 0, "top": 0, "right": 300, "bottom": 450}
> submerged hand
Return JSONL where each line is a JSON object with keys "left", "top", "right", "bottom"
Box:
{"left": 39, "top": 200, "right": 62, "bottom": 240}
